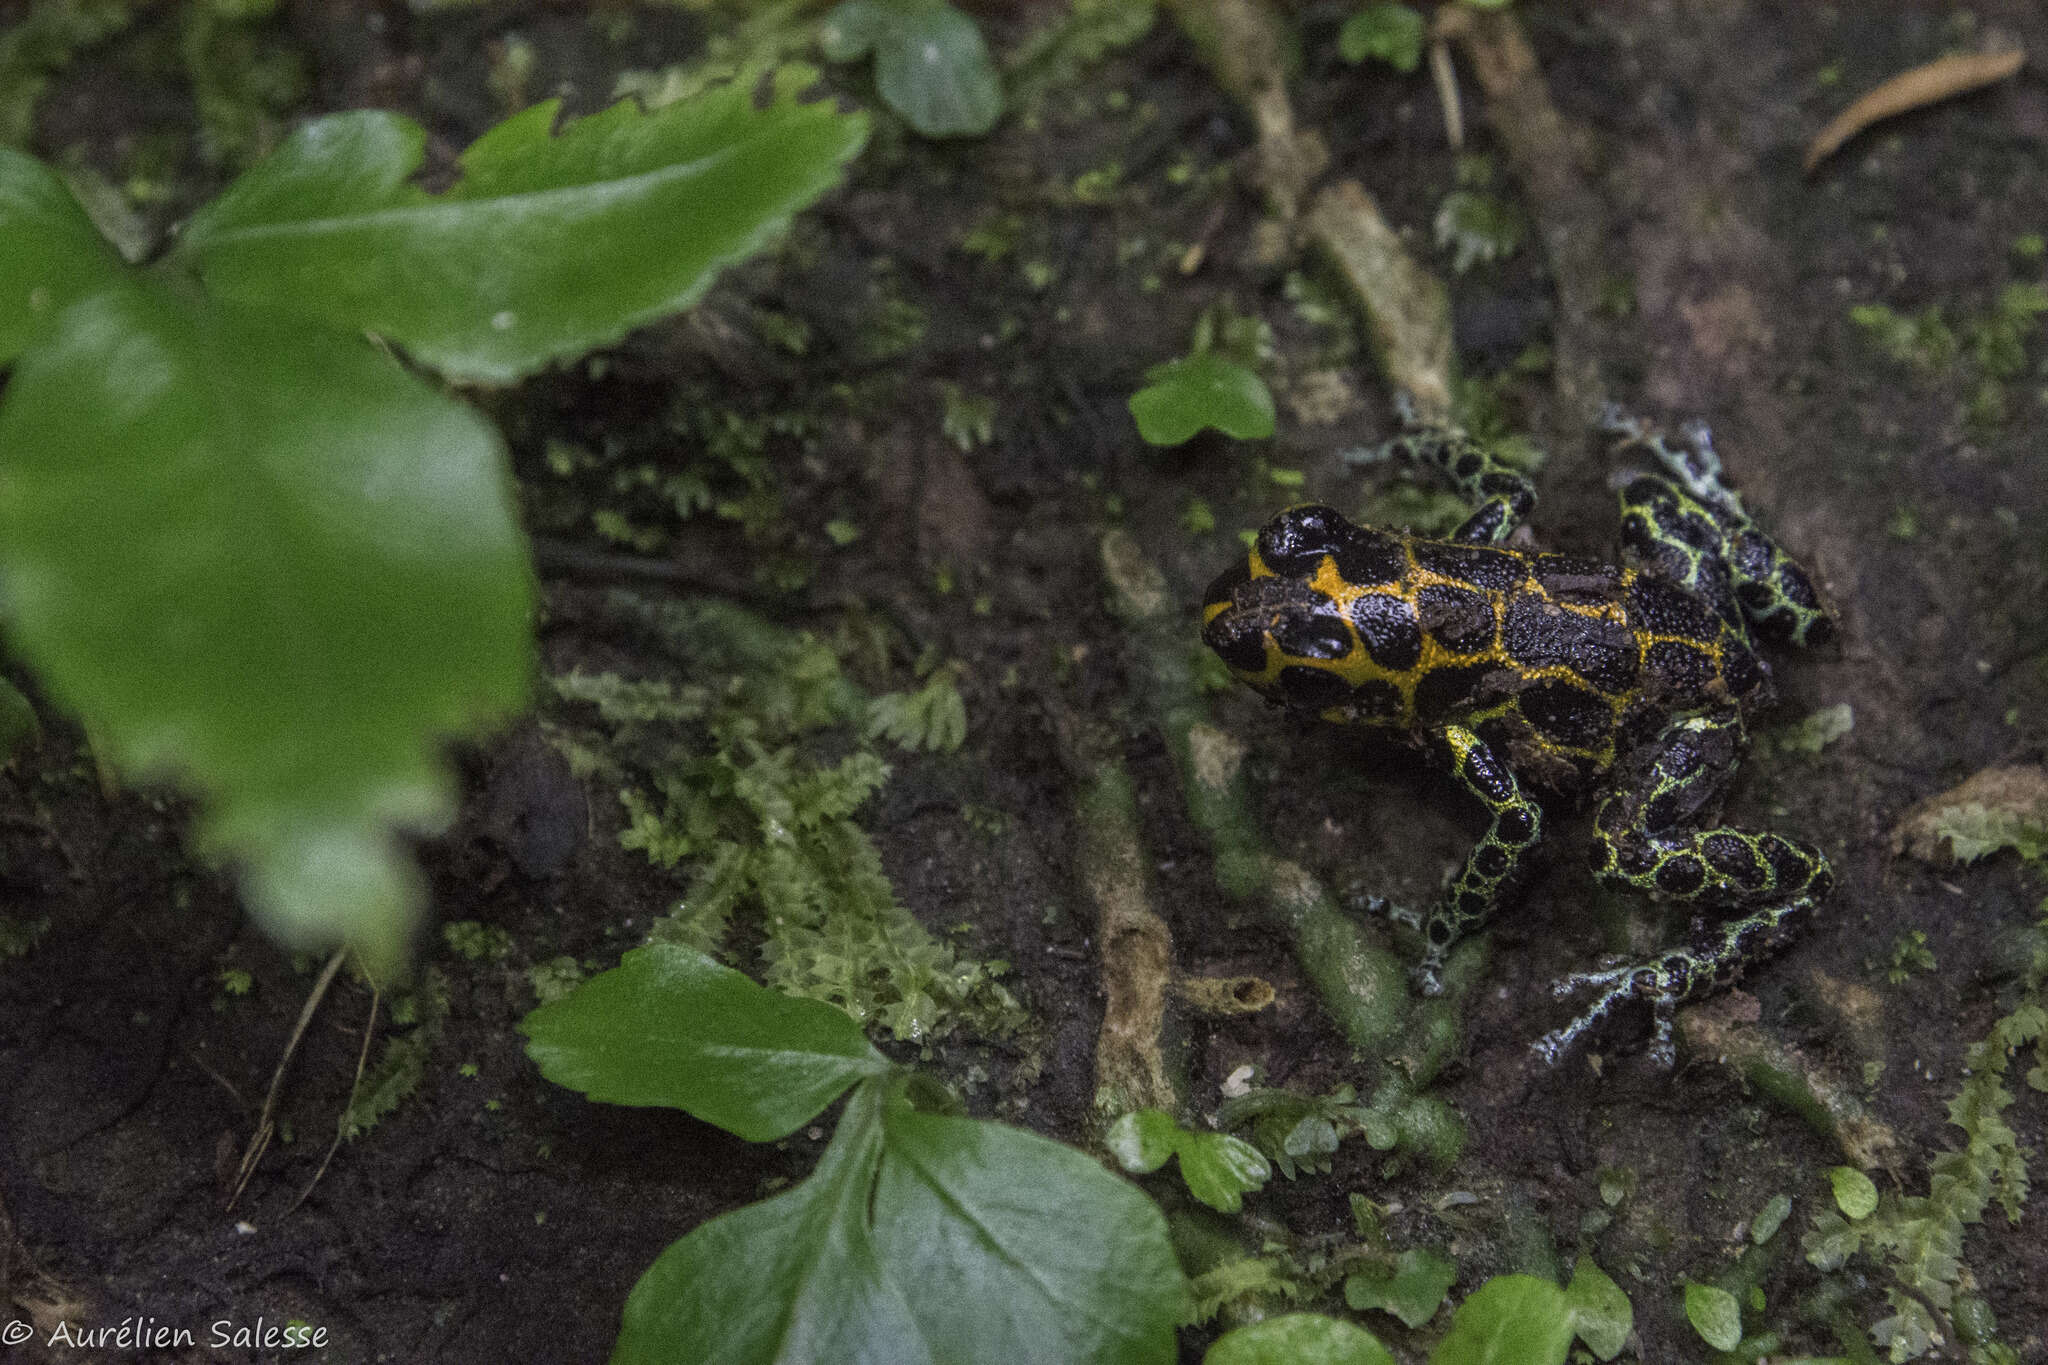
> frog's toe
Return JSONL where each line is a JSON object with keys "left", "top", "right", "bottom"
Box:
{"left": 1531, "top": 964, "right": 1645, "bottom": 1063}
{"left": 1368, "top": 895, "right": 1424, "bottom": 933}
{"left": 1549, "top": 961, "right": 1631, "bottom": 998}
{"left": 1594, "top": 401, "right": 1640, "bottom": 438}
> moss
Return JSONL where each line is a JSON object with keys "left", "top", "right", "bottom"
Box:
{"left": 341, "top": 967, "right": 450, "bottom": 1140}
{"left": 1801, "top": 920, "right": 2045, "bottom": 1361}
{"left": 551, "top": 594, "right": 1023, "bottom": 1045}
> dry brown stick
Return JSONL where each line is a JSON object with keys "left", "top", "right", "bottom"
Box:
{"left": 290, "top": 983, "right": 381, "bottom": 1214}
{"left": 1306, "top": 179, "right": 1455, "bottom": 423}
{"left": 228, "top": 946, "right": 348, "bottom": 1209}
{"left": 1164, "top": 0, "right": 1327, "bottom": 218}
{"left": 1437, "top": 6, "right": 1613, "bottom": 425}
{"left": 1805, "top": 49, "right": 2026, "bottom": 174}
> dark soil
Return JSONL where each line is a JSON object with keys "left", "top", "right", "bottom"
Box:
{"left": 4, "top": 1, "right": 2047, "bottom": 1361}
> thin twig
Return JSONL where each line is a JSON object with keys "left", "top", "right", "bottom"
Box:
{"left": 182, "top": 1047, "right": 249, "bottom": 1112}
{"left": 1429, "top": 37, "right": 1463, "bottom": 149}
{"left": 228, "top": 946, "right": 348, "bottom": 1210}
{"left": 289, "top": 983, "right": 381, "bottom": 1214}
{"left": 1805, "top": 49, "right": 2025, "bottom": 175}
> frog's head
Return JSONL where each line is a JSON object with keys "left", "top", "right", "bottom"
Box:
{"left": 1201, "top": 504, "right": 1417, "bottom": 718}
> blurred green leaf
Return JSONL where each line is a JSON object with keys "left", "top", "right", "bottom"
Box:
{"left": 0, "top": 277, "right": 531, "bottom": 978}
{"left": 175, "top": 80, "right": 869, "bottom": 382}
{"left": 0, "top": 148, "right": 124, "bottom": 364}
{"left": 872, "top": 1099, "right": 1188, "bottom": 1363}
{"left": 1427, "top": 1275, "right": 1573, "bottom": 1365}
{"left": 521, "top": 943, "right": 893, "bottom": 1142}
{"left": 1106, "top": 1108, "right": 1270, "bottom": 1213}
{"left": 612, "top": 1084, "right": 927, "bottom": 1365}
{"left": 1128, "top": 352, "right": 1275, "bottom": 445}
{"left": 1346, "top": 1247, "right": 1456, "bottom": 1329}
{"left": 1828, "top": 1165, "right": 1879, "bottom": 1220}
{"left": 1684, "top": 1283, "right": 1743, "bottom": 1353}
{"left": 1750, "top": 1193, "right": 1793, "bottom": 1245}
{"left": 1338, "top": 4, "right": 1425, "bottom": 72}
{"left": 1562, "top": 1258, "right": 1632, "bottom": 1361}
{"left": 1206, "top": 1314, "right": 1395, "bottom": 1365}
{"left": 821, "top": 0, "right": 1002, "bottom": 138}
{"left": 610, "top": 1078, "right": 1188, "bottom": 1364}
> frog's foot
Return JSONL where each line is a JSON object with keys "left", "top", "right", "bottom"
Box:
{"left": 1532, "top": 957, "right": 1682, "bottom": 1069}
{"left": 1598, "top": 404, "right": 1732, "bottom": 504}
{"left": 1357, "top": 895, "right": 1451, "bottom": 995}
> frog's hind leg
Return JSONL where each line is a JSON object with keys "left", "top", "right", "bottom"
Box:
{"left": 1382, "top": 725, "right": 1544, "bottom": 994}
{"left": 1602, "top": 407, "right": 1834, "bottom": 648}
{"left": 1378, "top": 395, "right": 1538, "bottom": 546}
{"left": 1534, "top": 705, "right": 1832, "bottom": 1067}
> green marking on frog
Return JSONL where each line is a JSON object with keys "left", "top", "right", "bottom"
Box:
{"left": 1201, "top": 405, "right": 1834, "bottom": 1067}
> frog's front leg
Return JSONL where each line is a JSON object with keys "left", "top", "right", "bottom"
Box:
{"left": 1602, "top": 407, "right": 1834, "bottom": 648}
{"left": 1535, "top": 706, "right": 1833, "bottom": 1066}
{"left": 1392, "top": 724, "right": 1544, "bottom": 994}
{"left": 1379, "top": 397, "right": 1538, "bottom": 546}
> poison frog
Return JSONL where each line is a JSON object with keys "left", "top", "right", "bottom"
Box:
{"left": 1200, "top": 405, "right": 1834, "bottom": 1066}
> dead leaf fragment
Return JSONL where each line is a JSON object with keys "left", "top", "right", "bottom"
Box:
{"left": 1892, "top": 764, "right": 2048, "bottom": 864}
{"left": 1805, "top": 48, "right": 2026, "bottom": 175}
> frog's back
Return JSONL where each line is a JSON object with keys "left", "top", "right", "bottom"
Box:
{"left": 1201, "top": 506, "right": 1769, "bottom": 786}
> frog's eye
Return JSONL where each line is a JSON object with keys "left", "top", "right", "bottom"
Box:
{"left": 1259, "top": 504, "right": 1353, "bottom": 575}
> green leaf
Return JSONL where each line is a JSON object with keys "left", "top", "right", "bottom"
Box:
{"left": 1177, "top": 1131, "right": 1271, "bottom": 1214}
{"left": 1206, "top": 1313, "right": 1396, "bottom": 1365}
{"left": 819, "top": 0, "right": 889, "bottom": 61}
{"left": 1683, "top": 1283, "right": 1743, "bottom": 1353}
{"left": 1128, "top": 352, "right": 1276, "bottom": 445}
{"left": 174, "top": 80, "right": 869, "bottom": 383}
{"left": 1827, "top": 1165, "right": 1879, "bottom": 1220}
{"left": 1338, "top": 4, "right": 1425, "bottom": 73}
{"left": 615, "top": 1082, "right": 1187, "bottom": 1364}
{"left": 822, "top": 0, "right": 1002, "bottom": 138}
{"left": 1562, "top": 1258, "right": 1632, "bottom": 1362}
{"left": 1750, "top": 1192, "right": 1793, "bottom": 1245}
{"left": 521, "top": 943, "right": 893, "bottom": 1142}
{"left": 0, "top": 148, "right": 125, "bottom": 365}
{"left": 611, "top": 1084, "right": 931, "bottom": 1365}
{"left": 1105, "top": 1108, "right": 1270, "bottom": 1213}
{"left": 0, "top": 278, "right": 530, "bottom": 978}
{"left": 1345, "top": 1247, "right": 1457, "bottom": 1329}
{"left": 1105, "top": 1108, "right": 1179, "bottom": 1172}
{"left": 873, "top": 1099, "right": 1189, "bottom": 1363}
{"left": 1428, "top": 1275, "right": 1574, "bottom": 1365}
{"left": 864, "top": 669, "right": 967, "bottom": 752}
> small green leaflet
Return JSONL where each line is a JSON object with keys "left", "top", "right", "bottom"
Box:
{"left": 1427, "top": 1275, "right": 1574, "bottom": 1365}
{"left": 174, "top": 81, "right": 870, "bottom": 382}
{"left": 1344, "top": 1247, "right": 1456, "bottom": 1328}
{"left": 821, "top": 0, "right": 1003, "bottom": 139}
{"left": 1106, "top": 1108, "right": 1271, "bottom": 1213}
{"left": 521, "top": 944, "right": 893, "bottom": 1142}
{"left": 1338, "top": 4, "right": 1426, "bottom": 73}
{"left": 1205, "top": 1314, "right": 1395, "bottom": 1365}
{"left": 1683, "top": 1283, "right": 1743, "bottom": 1353}
{"left": 1827, "top": 1165, "right": 1879, "bottom": 1220}
{"left": 1562, "top": 1258, "right": 1633, "bottom": 1362}
{"left": 1129, "top": 352, "right": 1276, "bottom": 445}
